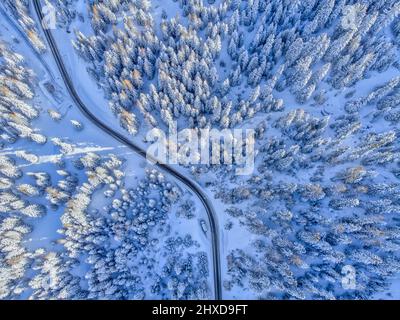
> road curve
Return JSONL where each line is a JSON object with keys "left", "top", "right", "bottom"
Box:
{"left": 32, "top": 0, "right": 222, "bottom": 300}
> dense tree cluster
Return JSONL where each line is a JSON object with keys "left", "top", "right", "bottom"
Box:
{"left": 0, "top": 217, "right": 31, "bottom": 298}
{"left": 50, "top": 0, "right": 80, "bottom": 32}
{"left": 0, "top": 42, "right": 45, "bottom": 146}
{"left": 0, "top": 38, "right": 209, "bottom": 299}
{"left": 58, "top": 166, "right": 210, "bottom": 299}
{"left": 0, "top": 43, "right": 49, "bottom": 224}
{"left": 221, "top": 176, "right": 400, "bottom": 299}
{"left": 154, "top": 241, "right": 210, "bottom": 299}
{"left": 2, "top": 0, "right": 46, "bottom": 53}
{"left": 72, "top": 0, "right": 400, "bottom": 136}
{"left": 2, "top": 0, "right": 400, "bottom": 300}
{"left": 345, "top": 76, "right": 400, "bottom": 124}
{"left": 217, "top": 105, "right": 400, "bottom": 298}
{"left": 1, "top": 147, "right": 210, "bottom": 299}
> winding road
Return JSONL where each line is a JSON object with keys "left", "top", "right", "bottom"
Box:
{"left": 32, "top": 0, "right": 222, "bottom": 300}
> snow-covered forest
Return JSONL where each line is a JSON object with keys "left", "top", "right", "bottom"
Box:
{"left": 1, "top": 0, "right": 400, "bottom": 300}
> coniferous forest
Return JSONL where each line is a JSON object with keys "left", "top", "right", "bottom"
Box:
{"left": 1, "top": 0, "right": 400, "bottom": 300}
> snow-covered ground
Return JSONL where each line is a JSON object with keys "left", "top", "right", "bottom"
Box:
{"left": 2, "top": 0, "right": 400, "bottom": 300}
